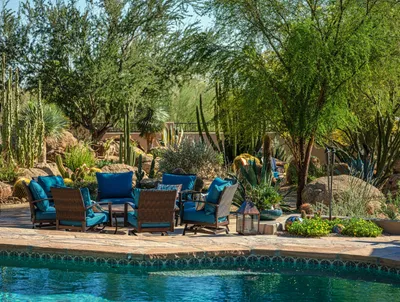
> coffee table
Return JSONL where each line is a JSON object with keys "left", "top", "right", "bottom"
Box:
{"left": 111, "top": 204, "right": 126, "bottom": 234}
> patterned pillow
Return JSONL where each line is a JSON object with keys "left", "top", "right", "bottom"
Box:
{"left": 195, "top": 193, "right": 208, "bottom": 211}
{"left": 156, "top": 184, "right": 182, "bottom": 199}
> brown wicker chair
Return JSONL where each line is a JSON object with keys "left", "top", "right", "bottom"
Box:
{"left": 51, "top": 187, "right": 112, "bottom": 232}
{"left": 181, "top": 183, "right": 238, "bottom": 235}
{"left": 124, "top": 190, "right": 177, "bottom": 235}
{"left": 23, "top": 181, "right": 56, "bottom": 228}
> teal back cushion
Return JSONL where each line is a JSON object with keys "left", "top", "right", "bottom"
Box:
{"left": 37, "top": 175, "right": 65, "bottom": 198}
{"left": 205, "top": 178, "right": 232, "bottom": 215}
{"left": 133, "top": 188, "right": 141, "bottom": 208}
{"left": 29, "top": 180, "right": 49, "bottom": 212}
{"left": 162, "top": 174, "right": 196, "bottom": 191}
{"left": 80, "top": 187, "right": 94, "bottom": 217}
{"left": 96, "top": 172, "right": 133, "bottom": 199}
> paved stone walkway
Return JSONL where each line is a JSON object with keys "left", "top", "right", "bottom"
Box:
{"left": 0, "top": 204, "right": 399, "bottom": 268}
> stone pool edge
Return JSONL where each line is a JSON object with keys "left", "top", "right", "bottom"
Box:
{"left": 0, "top": 242, "right": 399, "bottom": 273}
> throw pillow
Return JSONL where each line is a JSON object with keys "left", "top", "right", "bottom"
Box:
{"left": 205, "top": 184, "right": 229, "bottom": 215}
{"left": 161, "top": 174, "right": 196, "bottom": 191}
{"left": 156, "top": 184, "right": 182, "bottom": 200}
{"left": 96, "top": 172, "right": 133, "bottom": 199}
{"left": 29, "top": 180, "right": 49, "bottom": 212}
{"left": 37, "top": 175, "right": 66, "bottom": 198}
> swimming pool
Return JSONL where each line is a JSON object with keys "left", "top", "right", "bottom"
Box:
{"left": 1, "top": 254, "right": 399, "bottom": 301}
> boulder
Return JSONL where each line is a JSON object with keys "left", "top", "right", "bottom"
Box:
{"left": 0, "top": 182, "right": 13, "bottom": 199}
{"left": 333, "top": 163, "right": 350, "bottom": 175}
{"left": 18, "top": 163, "right": 61, "bottom": 179}
{"left": 302, "top": 175, "right": 384, "bottom": 212}
{"left": 383, "top": 174, "right": 400, "bottom": 197}
{"left": 46, "top": 131, "right": 79, "bottom": 161}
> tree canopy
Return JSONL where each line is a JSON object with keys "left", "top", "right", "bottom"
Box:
{"left": 21, "top": 0, "right": 191, "bottom": 141}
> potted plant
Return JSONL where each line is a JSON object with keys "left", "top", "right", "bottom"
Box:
{"left": 374, "top": 194, "right": 400, "bottom": 235}
{"left": 236, "top": 159, "right": 283, "bottom": 221}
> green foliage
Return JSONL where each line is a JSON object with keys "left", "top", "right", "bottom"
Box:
{"left": 96, "top": 160, "right": 115, "bottom": 169}
{"left": 159, "top": 138, "right": 224, "bottom": 177}
{"left": 0, "top": 158, "right": 17, "bottom": 182}
{"left": 23, "top": 0, "right": 189, "bottom": 141}
{"left": 149, "top": 158, "right": 156, "bottom": 179}
{"left": 289, "top": 217, "right": 382, "bottom": 238}
{"left": 64, "top": 145, "right": 96, "bottom": 172}
{"left": 66, "top": 178, "right": 98, "bottom": 200}
{"left": 19, "top": 101, "right": 69, "bottom": 140}
{"left": 380, "top": 194, "right": 400, "bottom": 220}
{"left": 288, "top": 217, "right": 331, "bottom": 237}
{"left": 135, "top": 154, "right": 145, "bottom": 188}
{"left": 341, "top": 219, "right": 382, "bottom": 237}
{"left": 247, "top": 181, "right": 282, "bottom": 211}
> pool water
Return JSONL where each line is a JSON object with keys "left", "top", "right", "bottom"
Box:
{"left": 1, "top": 258, "right": 400, "bottom": 301}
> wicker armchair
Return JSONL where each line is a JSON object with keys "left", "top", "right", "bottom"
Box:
{"left": 181, "top": 183, "right": 238, "bottom": 235}
{"left": 51, "top": 187, "right": 112, "bottom": 232}
{"left": 124, "top": 190, "right": 177, "bottom": 235}
{"left": 23, "top": 181, "right": 56, "bottom": 228}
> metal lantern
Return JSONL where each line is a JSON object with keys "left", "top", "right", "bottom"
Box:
{"left": 236, "top": 200, "right": 260, "bottom": 235}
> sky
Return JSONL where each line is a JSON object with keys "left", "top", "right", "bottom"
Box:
{"left": 5, "top": 0, "right": 212, "bottom": 29}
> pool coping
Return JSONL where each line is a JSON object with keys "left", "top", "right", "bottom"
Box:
{"left": 1, "top": 240, "right": 400, "bottom": 274}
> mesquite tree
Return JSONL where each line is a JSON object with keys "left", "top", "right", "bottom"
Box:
{"left": 22, "top": 0, "right": 191, "bottom": 141}
{"left": 194, "top": 0, "right": 399, "bottom": 207}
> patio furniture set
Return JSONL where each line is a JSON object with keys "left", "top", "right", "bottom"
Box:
{"left": 23, "top": 172, "right": 238, "bottom": 235}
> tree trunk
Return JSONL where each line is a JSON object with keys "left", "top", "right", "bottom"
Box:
{"left": 296, "top": 135, "right": 315, "bottom": 209}
{"left": 91, "top": 126, "right": 110, "bottom": 142}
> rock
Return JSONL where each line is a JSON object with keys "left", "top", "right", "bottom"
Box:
{"left": 383, "top": 174, "right": 400, "bottom": 197}
{"left": 18, "top": 163, "right": 61, "bottom": 180}
{"left": 302, "top": 175, "right": 384, "bottom": 213}
{"left": 46, "top": 131, "right": 79, "bottom": 161}
{"left": 0, "top": 182, "right": 13, "bottom": 199}
{"left": 140, "top": 178, "right": 159, "bottom": 189}
{"left": 333, "top": 163, "right": 350, "bottom": 175}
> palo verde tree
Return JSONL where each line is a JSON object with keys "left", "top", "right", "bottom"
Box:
{"left": 195, "top": 0, "right": 399, "bottom": 207}
{"left": 21, "top": 0, "right": 191, "bottom": 141}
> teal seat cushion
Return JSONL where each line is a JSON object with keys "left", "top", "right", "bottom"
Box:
{"left": 96, "top": 172, "right": 133, "bottom": 199}
{"left": 37, "top": 175, "right": 65, "bottom": 198}
{"left": 183, "top": 207, "right": 227, "bottom": 224}
{"left": 35, "top": 206, "right": 56, "bottom": 220}
{"left": 126, "top": 212, "right": 170, "bottom": 229}
{"left": 29, "top": 180, "right": 49, "bottom": 212}
{"left": 205, "top": 178, "right": 232, "bottom": 215}
{"left": 133, "top": 188, "right": 141, "bottom": 208}
{"left": 162, "top": 174, "right": 196, "bottom": 191}
{"left": 99, "top": 197, "right": 135, "bottom": 206}
{"left": 80, "top": 187, "right": 94, "bottom": 216}
{"left": 60, "top": 212, "right": 109, "bottom": 227}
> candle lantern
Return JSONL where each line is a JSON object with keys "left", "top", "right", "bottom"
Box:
{"left": 236, "top": 200, "right": 260, "bottom": 235}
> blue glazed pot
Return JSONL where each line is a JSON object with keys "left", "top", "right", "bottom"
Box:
{"left": 260, "top": 209, "right": 283, "bottom": 221}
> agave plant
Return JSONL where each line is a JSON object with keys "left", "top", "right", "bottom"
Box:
{"left": 19, "top": 101, "right": 69, "bottom": 140}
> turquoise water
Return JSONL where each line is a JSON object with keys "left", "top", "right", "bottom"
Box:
{"left": 1, "top": 258, "right": 400, "bottom": 301}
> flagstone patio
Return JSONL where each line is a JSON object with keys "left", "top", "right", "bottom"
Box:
{"left": 0, "top": 204, "right": 399, "bottom": 268}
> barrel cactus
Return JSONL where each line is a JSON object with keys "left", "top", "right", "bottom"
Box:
{"left": 13, "top": 178, "right": 31, "bottom": 199}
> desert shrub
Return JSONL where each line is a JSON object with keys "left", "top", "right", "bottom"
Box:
{"left": 341, "top": 218, "right": 382, "bottom": 237}
{"left": 380, "top": 194, "right": 400, "bottom": 220}
{"left": 64, "top": 144, "right": 96, "bottom": 171}
{"left": 159, "top": 139, "right": 224, "bottom": 178}
{"left": 288, "top": 217, "right": 331, "bottom": 237}
{"left": 247, "top": 181, "right": 282, "bottom": 210}
{"left": 0, "top": 158, "right": 17, "bottom": 182}
{"left": 96, "top": 159, "right": 115, "bottom": 169}
{"left": 66, "top": 177, "right": 98, "bottom": 200}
